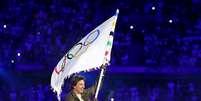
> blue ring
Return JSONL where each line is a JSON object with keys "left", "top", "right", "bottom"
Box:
{"left": 84, "top": 30, "right": 100, "bottom": 46}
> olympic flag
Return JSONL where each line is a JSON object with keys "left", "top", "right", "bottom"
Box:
{"left": 51, "top": 9, "right": 119, "bottom": 101}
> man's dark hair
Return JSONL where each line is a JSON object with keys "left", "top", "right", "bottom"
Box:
{"left": 70, "top": 75, "right": 85, "bottom": 89}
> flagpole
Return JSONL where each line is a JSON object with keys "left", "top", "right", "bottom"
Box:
{"left": 94, "top": 65, "right": 106, "bottom": 100}
{"left": 94, "top": 9, "right": 119, "bottom": 100}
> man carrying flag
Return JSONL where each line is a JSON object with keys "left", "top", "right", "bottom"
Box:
{"left": 65, "top": 75, "right": 98, "bottom": 101}
{"left": 51, "top": 9, "right": 119, "bottom": 101}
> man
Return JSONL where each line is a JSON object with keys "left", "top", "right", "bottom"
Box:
{"left": 65, "top": 75, "right": 98, "bottom": 101}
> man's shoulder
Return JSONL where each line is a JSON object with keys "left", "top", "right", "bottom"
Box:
{"left": 65, "top": 91, "right": 75, "bottom": 101}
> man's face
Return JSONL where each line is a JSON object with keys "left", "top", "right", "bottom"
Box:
{"left": 74, "top": 80, "right": 85, "bottom": 94}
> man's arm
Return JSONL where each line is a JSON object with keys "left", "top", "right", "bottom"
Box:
{"left": 85, "top": 65, "right": 106, "bottom": 97}
{"left": 84, "top": 78, "right": 98, "bottom": 97}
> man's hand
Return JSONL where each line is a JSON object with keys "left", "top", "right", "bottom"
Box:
{"left": 100, "top": 63, "right": 110, "bottom": 69}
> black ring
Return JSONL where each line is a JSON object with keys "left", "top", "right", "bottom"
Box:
{"left": 67, "top": 43, "right": 83, "bottom": 59}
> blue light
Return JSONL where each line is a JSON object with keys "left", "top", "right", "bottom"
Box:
{"left": 111, "top": 98, "right": 114, "bottom": 101}
{"left": 130, "top": 25, "right": 134, "bottom": 29}
{"left": 152, "top": 6, "right": 156, "bottom": 10}
{"left": 17, "top": 53, "right": 21, "bottom": 57}
{"left": 37, "top": 32, "right": 41, "bottom": 35}
{"left": 3, "top": 25, "right": 6, "bottom": 28}
{"left": 11, "top": 60, "right": 15, "bottom": 63}
{"left": 169, "top": 19, "right": 173, "bottom": 23}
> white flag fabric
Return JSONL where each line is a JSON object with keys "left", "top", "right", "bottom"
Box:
{"left": 51, "top": 9, "right": 119, "bottom": 101}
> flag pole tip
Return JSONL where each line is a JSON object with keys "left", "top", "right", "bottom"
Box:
{"left": 115, "top": 9, "right": 119, "bottom": 15}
